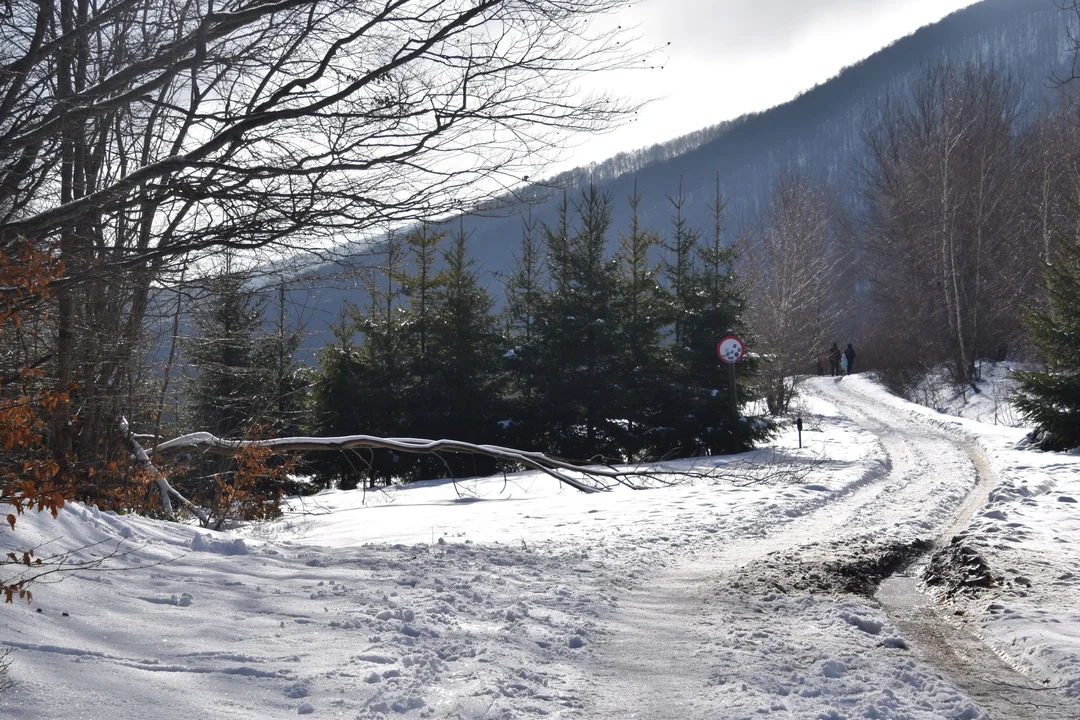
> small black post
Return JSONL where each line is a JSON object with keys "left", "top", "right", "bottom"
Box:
{"left": 797, "top": 416, "right": 803, "bottom": 449}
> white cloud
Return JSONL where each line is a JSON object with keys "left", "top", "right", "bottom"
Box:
{"left": 560, "top": 0, "right": 980, "bottom": 168}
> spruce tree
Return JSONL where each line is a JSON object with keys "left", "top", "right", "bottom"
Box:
{"left": 682, "top": 177, "right": 769, "bottom": 453}
{"left": 423, "top": 223, "right": 507, "bottom": 475}
{"left": 530, "top": 184, "right": 623, "bottom": 459}
{"left": 502, "top": 215, "right": 547, "bottom": 449}
{"left": 1014, "top": 231, "right": 1080, "bottom": 450}
{"left": 350, "top": 230, "right": 414, "bottom": 483}
{"left": 183, "top": 261, "right": 302, "bottom": 439}
{"left": 399, "top": 223, "right": 447, "bottom": 446}
{"left": 661, "top": 177, "right": 699, "bottom": 344}
{"left": 652, "top": 176, "right": 770, "bottom": 456}
{"left": 309, "top": 315, "right": 371, "bottom": 489}
{"left": 504, "top": 214, "right": 545, "bottom": 347}
{"left": 612, "top": 181, "right": 669, "bottom": 458}
{"left": 181, "top": 261, "right": 308, "bottom": 508}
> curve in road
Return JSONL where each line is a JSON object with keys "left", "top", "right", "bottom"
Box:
{"left": 585, "top": 376, "right": 1068, "bottom": 719}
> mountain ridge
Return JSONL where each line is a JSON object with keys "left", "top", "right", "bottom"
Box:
{"left": 284, "top": 0, "right": 1072, "bottom": 353}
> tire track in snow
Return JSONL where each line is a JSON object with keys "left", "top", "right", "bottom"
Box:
{"left": 3, "top": 640, "right": 292, "bottom": 678}
{"left": 585, "top": 376, "right": 1033, "bottom": 719}
{"left": 809, "top": 378, "right": 1070, "bottom": 718}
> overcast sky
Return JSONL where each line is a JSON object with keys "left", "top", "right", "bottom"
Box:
{"left": 565, "top": 0, "right": 981, "bottom": 167}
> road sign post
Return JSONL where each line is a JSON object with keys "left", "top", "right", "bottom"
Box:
{"left": 717, "top": 335, "right": 746, "bottom": 422}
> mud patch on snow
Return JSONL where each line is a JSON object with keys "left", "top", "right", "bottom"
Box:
{"left": 734, "top": 538, "right": 933, "bottom": 597}
{"left": 923, "top": 536, "right": 997, "bottom": 598}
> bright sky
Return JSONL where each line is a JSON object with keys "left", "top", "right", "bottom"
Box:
{"left": 566, "top": 0, "right": 982, "bottom": 167}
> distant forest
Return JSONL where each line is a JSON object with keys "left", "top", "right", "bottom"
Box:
{"left": 282, "top": 0, "right": 1076, "bottom": 355}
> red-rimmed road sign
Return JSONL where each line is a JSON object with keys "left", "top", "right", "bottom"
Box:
{"left": 717, "top": 335, "right": 745, "bottom": 364}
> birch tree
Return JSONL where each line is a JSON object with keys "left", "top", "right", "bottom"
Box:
{"left": 859, "top": 62, "right": 1029, "bottom": 388}
{"left": 744, "top": 170, "right": 845, "bottom": 415}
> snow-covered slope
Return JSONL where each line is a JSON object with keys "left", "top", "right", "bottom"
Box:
{"left": 0, "top": 377, "right": 1076, "bottom": 718}
{"left": 904, "top": 362, "right": 1026, "bottom": 428}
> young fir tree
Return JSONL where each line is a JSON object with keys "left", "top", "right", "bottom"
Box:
{"left": 1014, "top": 230, "right": 1080, "bottom": 450}
{"left": 661, "top": 177, "right": 699, "bottom": 345}
{"left": 309, "top": 314, "right": 370, "bottom": 489}
{"left": 653, "top": 176, "right": 770, "bottom": 456}
{"left": 529, "top": 184, "right": 624, "bottom": 460}
{"left": 612, "top": 181, "right": 669, "bottom": 458}
{"left": 421, "top": 223, "right": 507, "bottom": 476}
{"left": 349, "top": 230, "right": 414, "bottom": 483}
{"left": 181, "top": 261, "right": 308, "bottom": 509}
{"left": 504, "top": 214, "right": 545, "bottom": 348}
{"left": 683, "top": 176, "right": 769, "bottom": 453}
{"left": 508, "top": 193, "right": 571, "bottom": 451}
{"left": 183, "top": 262, "right": 303, "bottom": 439}
{"left": 399, "top": 222, "right": 447, "bottom": 450}
{"left": 501, "top": 214, "right": 546, "bottom": 448}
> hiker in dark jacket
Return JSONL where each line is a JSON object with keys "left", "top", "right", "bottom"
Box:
{"left": 829, "top": 343, "right": 842, "bottom": 376}
{"left": 844, "top": 343, "right": 856, "bottom": 375}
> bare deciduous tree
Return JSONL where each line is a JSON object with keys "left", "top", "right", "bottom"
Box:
{"left": 0, "top": 0, "right": 644, "bottom": 477}
{"left": 743, "top": 169, "right": 846, "bottom": 415}
{"left": 859, "top": 61, "right": 1031, "bottom": 389}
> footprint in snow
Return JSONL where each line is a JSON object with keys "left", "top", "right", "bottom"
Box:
{"left": 822, "top": 660, "right": 847, "bottom": 678}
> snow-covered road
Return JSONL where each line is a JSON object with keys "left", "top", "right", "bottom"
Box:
{"left": 1, "top": 375, "right": 1077, "bottom": 719}
{"left": 586, "top": 376, "right": 1006, "bottom": 719}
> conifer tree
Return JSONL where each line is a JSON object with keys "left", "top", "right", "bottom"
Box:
{"left": 309, "top": 316, "right": 366, "bottom": 488}
{"left": 181, "top": 260, "right": 308, "bottom": 507}
{"left": 399, "top": 223, "right": 447, "bottom": 446}
{"left": 348, "top": 231, "right": 414, "bottom": 483}
{"left": 652, "top": 176, "right": 769, "bottom": 456}
{"left": 422, "top": 224, "right": 507, "bottom": 475}
{"left": 683, "top": 177, "right": 768, "bottom": 453}
{"left": 502, "top": 215, "right": 548, "bottom": 449}
{"left": 1014, "top": 230, "right": 1080, "bottom": 450}
{"left": 402, "top": 224, "right": 444, "bottom": 373}
{"left": 505, "top": 214, "right": 545, "bottom": 348}
{"left": 530, "top": 184, "right": 623, "bottom": 459}
{"left": 661, "top": 177, "right": 700, "bottom": 344}
{"left": 183, "top": 260, "right": 303, "bottom": 439}
{"left": 612, "top": 181, "right": 668, "bottom": 457}
{"left": 510, "top": 193, "right": 571, "bottom": 451}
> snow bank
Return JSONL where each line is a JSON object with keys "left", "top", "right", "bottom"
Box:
{"left": 905, "top": 361, "right": 1026, "bottom": 428}
{"left": 190, "top": 532, "right": 249, "bottom": 555}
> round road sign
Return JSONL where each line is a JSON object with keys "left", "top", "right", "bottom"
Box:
{"left": 717, "top": 335, "right": 745, "bottom": 364}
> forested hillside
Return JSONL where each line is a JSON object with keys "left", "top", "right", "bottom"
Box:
{"left": 293, "top": 0, "right": 1073, "bottom": 347}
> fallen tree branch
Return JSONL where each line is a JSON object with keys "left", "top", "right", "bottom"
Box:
{"left": 121, "top": 417, "right": 211, "bottom": 524}
{"left": 153, "top": 431, "right": 683, "bottom": 493}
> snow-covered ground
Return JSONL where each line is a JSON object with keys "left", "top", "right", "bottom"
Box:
{"left": 850, "top": 375, "right": 1080, "bottom": 700}
{"left": 0, "top": 375, "right": 1076, "bottom": 718}
{"left": 904, "top": 362, "right": 1026, "bottom": 428}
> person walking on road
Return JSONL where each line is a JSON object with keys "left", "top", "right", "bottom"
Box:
{"left": 844, "top": 343, "right": 856, "bottom": 375}
{"left": 829, "top": 342, "right": 842, "bottom": 376}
